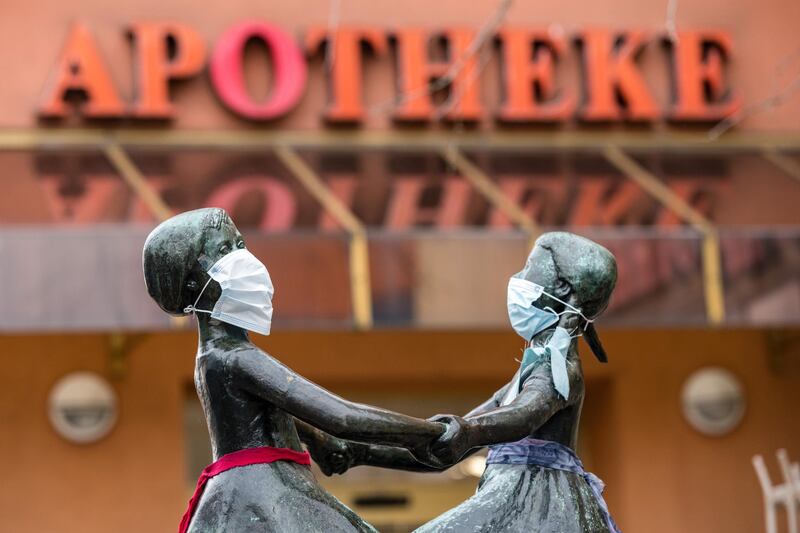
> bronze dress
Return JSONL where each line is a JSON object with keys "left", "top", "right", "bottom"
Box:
{"left": 187, "top": 349, "right": 377, "bottom": 533}
{"left": 416, "top": 357, "right": 619, "bottom": 533}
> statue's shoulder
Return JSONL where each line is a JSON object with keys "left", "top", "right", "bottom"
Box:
{"left": 224, "top": 344, "right": 285, "bottom": 376}
{"left": 232, "top": 343, "right": 275, "bottom": 362}
{"left": 196, "top": 350, "right": 226, "bottom": 374}
{"left": 197, "top": 344, "right": 270, "bottom": 375}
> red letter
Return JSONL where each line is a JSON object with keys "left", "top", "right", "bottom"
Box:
{"left": 306, "top": 27, "right": 387, "bottom": 123}
{"left": 655, "top": 178, "right": 715, "bottom": 226}
{"left": 392, "top": 28, "right": 483, "bottom": 122}
{"left": 568, "top": 177, "right": 646, "bottom": 225}
{"left": 487, "top": 176, "right": 565, "bottom": 227}
{"left": 39, "top": 165, "right": 127, "bottom": 223}
{"left": 211, "top": 22, "right": 307, "bottom": 120}
{"left": 497, "top": 28, "right": 575, "bottom": 122}
{"left": 319, "top": 176, "right": 358, "bottom": 230}
{"left": 669, "top": 31, "right": 741, "bottom": 121}
{"left": 205, "top": 177, "right": 296, "bottom": 230}
{"left": 577, "top": 29, "right": 659, "bottom": 121}
{"left": 38, "top": 23, "right": 125, "bottom": 118}
{"left": 129, "top": 22, "right": 207, "bottom": 118}
{"left": 385, "top": 176, "right": 470, "bottom": 228}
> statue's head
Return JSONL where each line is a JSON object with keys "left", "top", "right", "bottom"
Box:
{"left": 515, "top": 231, "right": 617, "bottom": 361}
{"left": 143, "top": 208, "right": 244, "bottom": 315}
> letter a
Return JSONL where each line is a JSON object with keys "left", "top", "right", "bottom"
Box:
{"left": 38, "top": 23, "right": 125, "bottom": 118}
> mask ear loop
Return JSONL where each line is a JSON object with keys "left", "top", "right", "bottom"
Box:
{"left": 542, "top": 305, "right": 596, "bottom": 339}
{"left": 567, "top": 327, "right": 584, "bottom": 339}
{"left": 514, "top": 335, "right": 537, "bottom": 365}
{"left": 184, "top": 276, "right": 214, "bottom": 315}
{"left": 541, "top": 288, "right": 598, "bottom": 331}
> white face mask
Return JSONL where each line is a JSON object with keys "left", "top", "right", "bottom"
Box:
{"left": 507, "top": 277, "right": 594, "bottom": 341}
{"left": 184, "top": 248, "right": 274, "bottom": 335}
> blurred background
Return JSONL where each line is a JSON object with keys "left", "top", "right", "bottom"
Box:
{"left": 1, "top": 0, "right": 799, "bottom": 531}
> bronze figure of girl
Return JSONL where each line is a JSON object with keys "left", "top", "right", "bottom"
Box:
{"left": 317, "top": 232, "right": 621, "bottom": 533}
{"left": 143, "top": 208, "right": 444, "bottom": 533}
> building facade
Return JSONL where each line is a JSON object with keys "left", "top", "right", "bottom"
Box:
{"left": 1, "top": 0, "right": 799, "bottom": 531}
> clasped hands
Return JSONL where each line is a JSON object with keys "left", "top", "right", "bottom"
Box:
{"left": 421, "top": 414, "right": 474, "bottom": 468}
{"left": 310, "top": 414, "right": 474, "bottom": 476}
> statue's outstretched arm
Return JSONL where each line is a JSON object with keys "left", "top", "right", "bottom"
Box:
{"left": 430, "top": 367, "right": 579, "bottom": 465}
{"left": 466, "top": 374, "right": 564, "bottom": 446}
{"left": 231, "top": 349, "right": 444, "bottom": 452}
{"left": 303, "top": 381, "right": 514, "bottom": 475}
{"left": 295, "top": 418, "right": 440, "bottom": 473}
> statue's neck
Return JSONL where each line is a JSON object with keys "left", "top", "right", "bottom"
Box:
{"left": 531, "top": 326, "right": 557, "bottom": 347}
{"left": 530, "top": 325, "right": 578, "bottom": 352}
{"left": 196, "top": 314, "right": 250, "bottom": 351}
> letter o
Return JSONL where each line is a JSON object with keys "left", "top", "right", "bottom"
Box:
{"left": 210, "top": 22, "right": 307, "bottom": 120}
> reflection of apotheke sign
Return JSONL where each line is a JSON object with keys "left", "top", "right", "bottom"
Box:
{"left": 39, "top": 22, "right": 740, "bottom": 124}
{"left": 48, "top": 372, "right": 118, "bottom": 444}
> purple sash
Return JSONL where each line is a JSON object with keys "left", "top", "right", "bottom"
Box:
{"left": 487, "top": 437, "right": 621, "bottom": 533}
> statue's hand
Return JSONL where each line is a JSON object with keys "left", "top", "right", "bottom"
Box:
{"left": 427, "top": 414, "right": 472, "bottom": 468}
{"left": 308, "top": 435, "right": 356, "bottom": 476}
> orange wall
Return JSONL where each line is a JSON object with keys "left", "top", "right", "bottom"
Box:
{"left": 0, "top": 327, "right": 798, "bottom": 533}
{"left": 601, "top": 329, "right": 800, "bottom": 532}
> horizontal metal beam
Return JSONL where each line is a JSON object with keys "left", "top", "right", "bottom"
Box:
{"left": 2, "top": 128, "right": 800, "bottom": 152}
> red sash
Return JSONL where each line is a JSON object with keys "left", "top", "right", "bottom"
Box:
{"left": 178, "top": 446, "right": 312, "bottom": 533}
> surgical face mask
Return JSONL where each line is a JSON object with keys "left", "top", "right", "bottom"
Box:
{"left": 507, "top": 277, "right": 559, "bottom": 341}
{"left": 184, "top": 248, "right": 274, "bottom": 335}
{"left": 507, "top": 277, "right": 594, "bottom": 342}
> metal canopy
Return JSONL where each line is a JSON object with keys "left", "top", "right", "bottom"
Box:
{"left": 1, "top": 128, "right": 799, "bottom": 329}
{"left": 1, "top": 128, "right": 800, "bottom": 152}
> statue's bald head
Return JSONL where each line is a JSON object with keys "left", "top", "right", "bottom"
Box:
{"left": 142, "top": 208, "right": 233, "bottom": 315}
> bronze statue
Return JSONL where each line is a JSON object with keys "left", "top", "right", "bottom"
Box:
{"left": 142, "top": 208, "right": 445, "bottom": 533}
{"left": 316, "top": 232, "right": 621, "bottom": 532}
{"left": 143, "top": 209, "right": 620, "bottom": 532}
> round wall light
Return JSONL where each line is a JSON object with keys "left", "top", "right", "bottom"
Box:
{"left": 681, "top": 367, "right": 745, "bottom": 436}
{"left": 48, "top": 372, "right": 118, "bottom": 444}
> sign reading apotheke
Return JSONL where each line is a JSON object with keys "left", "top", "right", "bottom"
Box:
{"left": 38, "top": 22, "right": 740, "bottom": 125}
